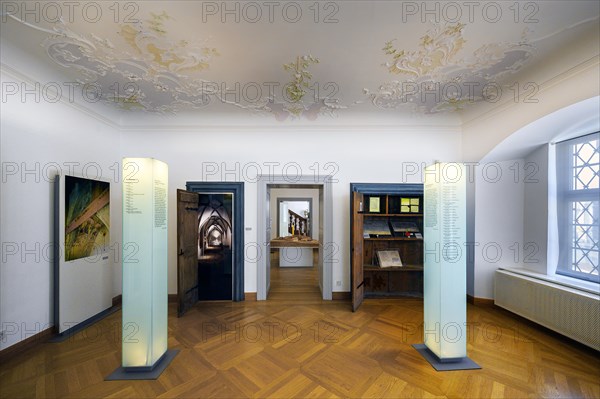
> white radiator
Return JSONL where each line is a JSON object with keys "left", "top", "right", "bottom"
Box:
{"left": 495, "top": 269, "right": 600, "bottom": 351}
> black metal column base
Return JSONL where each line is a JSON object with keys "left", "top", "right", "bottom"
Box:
{"left": 412, "top": 344, "right": 481, "bottom": 371}
{"left": 106, "top": 349, "right": 179, "bottom": 380}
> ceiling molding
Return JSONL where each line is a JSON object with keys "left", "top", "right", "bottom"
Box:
{"left": 529, "top": 15, "right": 600, "bottom": 44}
{"left": 1, "top": 63, "right": 121, "bottom": 130}
{"left": 116, "top": 123, "right": 462, "bottom": 134}
{"left": 2, "top": 1, "right": 597, "bottom": 132}
{"left": 3, "top": 51, "right": 595, "bottom": 137}
{"left": 460, "top": 55, "right": 600, "bottom": 130}
{"left": 8, "top": 3, "right": 597, "bottom": 122}
{"left": 2, "top": 61, "right": 461, "bottom": 134}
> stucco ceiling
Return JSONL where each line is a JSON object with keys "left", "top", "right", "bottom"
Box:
{"left": 1, "top": 1, "right": 598, "bottom": 127}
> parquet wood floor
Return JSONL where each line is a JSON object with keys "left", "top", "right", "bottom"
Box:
{"left": 268, "top": 250, "right": 321, "bottom": 303}
{"left": 1, "top": 261, "right": 599, "bottom": 398}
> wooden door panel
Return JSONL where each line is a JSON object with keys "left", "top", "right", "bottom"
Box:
{"left": 352, "top": 191, "right": 364, "bottom": 311}
{"left": 177, "top": 189, "right": 199, "bottom": 317}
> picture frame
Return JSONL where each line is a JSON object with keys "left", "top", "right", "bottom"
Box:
{"left": 410, "top": 197, "right": 420, "bottom": 213}
{"left": 54, "top": 174, "right": 112, "bottom": 335}
{"left": 369, "top": 196, "right": 381, "bottom": 213}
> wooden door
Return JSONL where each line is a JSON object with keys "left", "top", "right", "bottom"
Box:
{"left": 351, "top": 191, "right": 365, "bottom": 311}
{"left": 177, "top": 189, "right": 199, "bottom": 317}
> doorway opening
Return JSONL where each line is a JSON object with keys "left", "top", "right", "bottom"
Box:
{"left": 257, "top": 176, "right": 333, "bottom": 301}
{"left": 177, "top": 182, "right": 244, "bottom": 316}
{"left": 196, "top": 192, "right": 233, "bottom": 300}
{"left": 269, "top": 248, "right": 320, "bottom": 301}
{"left": 271, "top": 194, "right": 319, "bottom": 301}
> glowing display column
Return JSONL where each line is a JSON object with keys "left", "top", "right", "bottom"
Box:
{"left": 121, "top": 158, "right": 168, "bottom": 370}
{"left": 415, "top": 163, "right": 479, "bottom": 370}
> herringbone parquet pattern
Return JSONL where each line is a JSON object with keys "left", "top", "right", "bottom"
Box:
{"left": 1, "top": 262, "right": 599, "bottom": 398}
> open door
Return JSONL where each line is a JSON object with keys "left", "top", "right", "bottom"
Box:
{"left": 265, "top": 187, "right": 271, "bottom": 297}
{"left": 351, "top": 191, "right": 364, "bottom": 311}
{"left": 177, "top": 189, "right": 199, "bottom": 317}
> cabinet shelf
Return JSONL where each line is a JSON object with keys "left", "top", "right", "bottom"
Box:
{"left": 361, "top": 213, "right": 423, "bottom": 217}
{"left": 364, "top": 265, "right": 423, "bottom": 271}
{"left": 351, "top": 186, "right": 424, "bottom": 308}
{"left": 364, "top": 237, "right": 423, "bottom": 241}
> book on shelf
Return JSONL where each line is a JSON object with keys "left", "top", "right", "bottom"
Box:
{"left": 377, "top": 250, "right": 403, "bottom": 268}
{"left": 363, "top": 218, "right": 392, "bottom": 237}
{"left": 390, "top": 221, "right": 420, "bottom": 238}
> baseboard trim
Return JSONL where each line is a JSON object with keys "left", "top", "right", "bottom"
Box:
{"left": 50, "top": 306, "right": 119, "bottom": 343}
{"left": 1, "top": 296, "right": 126, "bottom": 362}
{"left": 245, "top": 292, "right": 257, "bottom": 301}
{"left": 0, "top": 326, "right": 55, "bottom": 364}
{"left": 112, "top": 295, "right": 122, "bottom": 307}
{"left": 467, "top": 294, "right": 495, "bottom": 306}
{"left": 168, "top": 294, "right": 177, "bottom": 303}
{"left": 332, "top": 292, "right": 350, "bottom": 300}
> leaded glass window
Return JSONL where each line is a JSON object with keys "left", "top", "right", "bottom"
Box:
{"left": 557, "top": 132, "right": 599, "bottom": 283}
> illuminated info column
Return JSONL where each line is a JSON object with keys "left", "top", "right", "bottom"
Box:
{"left": 110, "top": 158, "right": 176, "bottom": 379}
{"left": 414, "top": 163, "right": 479, "bottom": 371}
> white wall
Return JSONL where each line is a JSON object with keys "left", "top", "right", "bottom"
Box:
{"left": 0, "top": 71, "right": 122, "bottom": 350}
{"left": 269, "top": 188, "right": 319, "bottom": 240}
{"left": 473, "top": 160, "right": 525, "bottom": 299}
{"left": 462, "top": 27, "right": 599, "bottom": 299}
{"left": 119, "top": 128, "right": 462, "bottom": 295}
{"left": 523, "top": 145, "right": 549, "bottom": 274}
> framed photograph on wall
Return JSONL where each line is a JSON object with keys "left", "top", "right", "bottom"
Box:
{"left": 64, "top": 176, "right": 110, "bottom": 261}
{"left": 54, "top": 174, "right": 113, "bottom": 335}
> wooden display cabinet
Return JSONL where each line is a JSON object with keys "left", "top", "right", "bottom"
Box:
{"left": 350, "top": 183, "right": 424, "bottom": 311}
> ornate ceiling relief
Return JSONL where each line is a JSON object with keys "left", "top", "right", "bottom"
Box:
{"left": 284, "top": 55, "right": 320, "bottom": 103}
{"left": 118, "top": 12, "right": 218, "bottom": 74}
{"left": 38, "top": 12, "right": 220, "bottom": 112}
{"left": 227, "top": 55, "right": 346, "bottom": 122}
{"left": 26, "top": 12, "right": 343, "bottom": 120}
{"left": 8, "top": 10, "right": 541, "bottom": 119}
{"left": 365, "top": 23, "right": 535, "bottom": 113}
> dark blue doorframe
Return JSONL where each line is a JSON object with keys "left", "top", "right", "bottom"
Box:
{"left": 186, "top": 181, "right": 245, "bottom": 301}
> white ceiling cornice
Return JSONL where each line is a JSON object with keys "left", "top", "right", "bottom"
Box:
{"left": 1, "top": 62, "right": 121, "bottom": 130}
{"left": 4, "top": 49, "right": 596, "bottom": 137}
{"left": 460, "top": 54, "right": 600, "bottom": 130}
{"left": 2, "top": 1, "right": 598, "bottom": 133}
{"left": 116, "top": 123, "right": 462, "bottom": 134}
